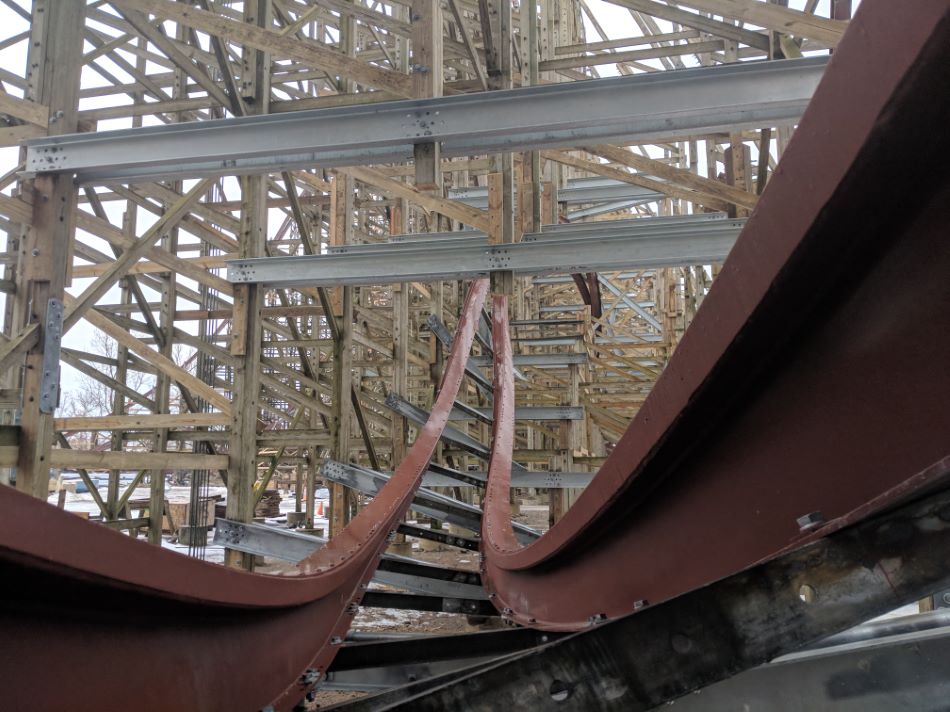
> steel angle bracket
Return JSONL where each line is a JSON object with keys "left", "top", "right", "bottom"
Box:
{"left": 39, "top": 298, "right": 63, "bottom": 414}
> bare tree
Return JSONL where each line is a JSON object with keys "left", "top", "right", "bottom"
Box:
{"left": 59, "top": 330, "right": 156, "bottom": 450}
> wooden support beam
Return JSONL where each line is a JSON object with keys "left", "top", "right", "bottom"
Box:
{"left": 539, "top": 39, "right": 724, "bottom": 71}
{"left": 0, "top": 93, "right": 49, "bottom": 128}
{"left": 226, "top": 0, "right": 270, "bottom": 569}
{"left": 675, "top": 0, "right": 847, "bottom": 46}
{"left": 542, "top": 149, "right": 732, "bottom": 212}
{"left": 114, "top": 7, "right": 234, "bottom": 109}
{"left": 14, "top": 0, "right": 85, "bottom": 498}
{"left": 447, "top": 0, "right": 489, "bottom": 90}
{"left": 605, "top": 0, "right": 771, "bottom": 51}
{"left": 70, "top": 254, "right": 229, "bottom": 279}
{"left": 340, "top": 166, "right": 490, "bottom": 232}
{"left": 75, "top": 302, "right": 231, "bottom": 413}
{"left": 329, "top": 172, "right": 356, "bottom": 537}
{"left": 55, "top": 413, "right": 230, "bottom": 431}
{"left": 63, "top": 179, "right": 212, "bottom": 332}
{"left": 110, "top": 0, "right": 414, "bottom": 97}
{"left": 586, "top": 144, "right": 759, "bottom": 211}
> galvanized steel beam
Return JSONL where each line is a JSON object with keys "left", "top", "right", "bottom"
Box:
{"left": 320, "top": 459, "right": 541, "bottom": 544}
{"left": 25, "top": 58, "right": 826, "bottom": 183}
{"left": 212, "top": 518, "right": 486, "bottom": 599}
{"left": 228, "top": 217, "right": 743, "bottom": 287}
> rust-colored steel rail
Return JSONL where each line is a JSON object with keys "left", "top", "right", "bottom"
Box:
{"left": 481, "top": 0, "right": 950, "bottom": 630}
{"left": 0, "top": 280, "right": 488, "bottom": 712}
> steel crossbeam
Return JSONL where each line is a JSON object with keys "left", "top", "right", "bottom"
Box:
{"left": 449, "top": 177, "right": 664, "bottom": 209}
{"left": 24, "top": 58, "right": 826, "bottom": 183}
{"left": 212, "top": 518, "right": 486, "bottom": 599}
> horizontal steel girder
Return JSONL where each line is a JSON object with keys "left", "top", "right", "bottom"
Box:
{"left": 24, "top": 58, "right": 826, "bottom": 183}
{"left": 381, "top": 212, "right": 739, "bottom": 248}
{"left": 212, "top": 518, "right": 486, "bottom": 599}
{"left": 448, "top": 405, "right": 584, "bottom": 422}
{"left": 383, "top": 394, "right": 530, "bottom": 471}
{"left": 320, "top": 459, "right": 541, "bottom": 544}
{"left": 448, "top": 177, "right": 663, "bottom": 209}
{"left": 468, "top": 353, "right": 587, "bottom": 367}
{"left": 422, "top": 469, "right": 594, "bottom": 489}
{"left": 228, "top": 216, "right": 744, "bottom": 287}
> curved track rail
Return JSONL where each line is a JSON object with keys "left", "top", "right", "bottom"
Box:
{"left": 0, "top": 280, "right": 488, "bottom": 711}
{"left": 2, "top": 2, "right": 949, "bottom": 709}
{"left": 480, "top": 0, "right": 950, "bottom": 630}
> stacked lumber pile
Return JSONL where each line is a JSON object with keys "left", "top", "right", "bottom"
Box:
{"left": 255, "top": 489, "right": 281, "bottom": 518}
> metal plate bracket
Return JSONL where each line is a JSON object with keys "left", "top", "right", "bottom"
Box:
{"left": 39, "top": 298, "right": 63, "bottom": 414}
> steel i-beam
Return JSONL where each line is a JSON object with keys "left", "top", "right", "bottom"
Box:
{"left": 227, "top": 217, "right": 744, "bottom": 288}
{"left": 24, "top": 58, "right": 826, "bottom": 183}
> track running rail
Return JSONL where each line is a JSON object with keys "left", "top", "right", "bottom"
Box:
{"left": 0, "top": 280, "right": 488, "bottom": 711}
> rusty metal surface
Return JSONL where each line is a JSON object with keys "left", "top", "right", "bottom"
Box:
{"left": 480, "top": 0, "right": 950, "bottom": 630}
{"left": 2, "top": 3, "right": 949, "bottom": 709}
{"left": 0, "top": 280, "right": 488, "bottom": 712}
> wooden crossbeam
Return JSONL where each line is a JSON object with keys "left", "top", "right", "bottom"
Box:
{"left": 676, "top": 0, "right": 847, "bottom": 46}
{"left": 110, "top": 0, "right": 414, "bottom": 97}
{"left": 49, "top": 448, "right": 229, "bottom": 471}
{"left": 586, "top": 144, "right": 759, "bottom": 211}
{"left": 55, "top": 413, "right": 230, "bottom": 431}
{"left": 341, "top": 166, "right": 492, "bottom": 232}
{"left": 0, "top": 93, "right": 49, "bottom": 128}
{"left": 64, "top": 179, "right": 213, "bottom": 332}
{"left": 72, "top": 301, "right": 232, "bottom": 413}
{"left": 542, "top": 150, "right": 732, "bottom": 212}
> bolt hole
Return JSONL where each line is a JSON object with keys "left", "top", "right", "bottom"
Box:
{"left": 549, "top": 680, "right": 572, "bottom": 702}
{"left": 799, "top": 583, "right": 818, "bottom": 604}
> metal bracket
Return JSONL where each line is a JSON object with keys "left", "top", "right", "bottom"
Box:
{"left": 39, "top": 298, "right": 63, "bottom": 414}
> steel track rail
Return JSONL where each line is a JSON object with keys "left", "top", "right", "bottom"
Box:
{"left": 0, "top": 280, "right": 489, "bottom": 711}
{"left": 478, "top": 0, "right": 950, "bottom": 631}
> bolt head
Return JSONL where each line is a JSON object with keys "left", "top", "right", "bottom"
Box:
{"left": 797, "top": 511, "right": 825, "bottom": 531}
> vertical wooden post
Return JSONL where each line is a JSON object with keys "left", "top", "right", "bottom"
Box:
{"left": 149, "top": 29, "right": 185, "bottom": 545}
{"left": 14, "top": 0, "right": 84, "bottom": 498}
{"left": 411, "top": 0, "right": 445, "bottom": 413}
{"left": 331, "top": 284, "right": 354, "bottom": 536}
{"left": 391, "top": 201, "right": 410, "bottom": 466}
{"left": 305, "top": 447, "right": 317, "bottom": 529}
{"left": 108, "top": 277, "right": 131, "bottom": 520}
{"left": 225, "top": 0, "right": 271, "bottom": 568}
{"left": 329, "top": 174, "right": 355, "bottom": 537}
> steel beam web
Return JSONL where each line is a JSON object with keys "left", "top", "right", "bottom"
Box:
{"left": 24, "top": 58, "right": 826, "bottom": 183}
{"left": 475, "top": 0, "right": 950, "bottom": 632}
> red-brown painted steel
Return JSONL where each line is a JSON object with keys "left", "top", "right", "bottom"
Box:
{"left": 3, "top": 2, "right": 950, "bottom": 707}
{"left": 0, "top": 280, "right": 489, "bottom": 711}
{"left": 480, "top": 0, "right": 950, "bottom": 630}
